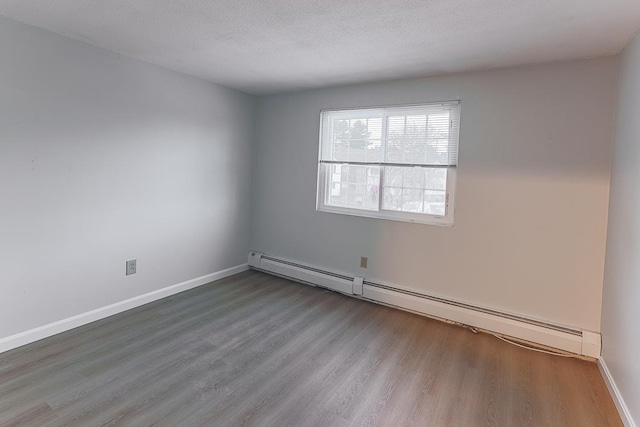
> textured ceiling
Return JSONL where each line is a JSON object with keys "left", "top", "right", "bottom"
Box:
{"left": 1, "top": 0, "right": 639, "bottom": 95}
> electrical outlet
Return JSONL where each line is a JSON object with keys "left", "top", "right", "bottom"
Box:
{"left": 126, "top": 259, "right": 137, "bottom": 276}
{"left": 360, "top": 257, "right": 368, "bottom": 268}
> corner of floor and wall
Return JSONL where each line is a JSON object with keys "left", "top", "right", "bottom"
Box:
{"left": 1, "top": 13, "right": 638, "bottom": 426}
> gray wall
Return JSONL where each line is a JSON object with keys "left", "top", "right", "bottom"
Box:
{"left": 0, "top": 17, "right": 256, "bottom": 339}
{"left": 602, "top": 32, "right": 640, "bottom": 424}
{"left": 252, "top": 58, "right": 618, "bottom": 332}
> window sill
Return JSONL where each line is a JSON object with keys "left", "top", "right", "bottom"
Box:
{"left": 316, "top": 205, "right": 454, "bottom": 227}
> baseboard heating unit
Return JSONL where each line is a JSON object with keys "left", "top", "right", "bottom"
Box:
{"left": 248, "top": 251, "right": 601, "bottom": 358}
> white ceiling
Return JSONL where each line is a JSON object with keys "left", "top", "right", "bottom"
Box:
{"left": 1, "top": 0, "right": 639, "bottom": 95}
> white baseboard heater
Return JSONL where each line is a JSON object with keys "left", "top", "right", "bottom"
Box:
{"left": 248, "top": 251, "right": 601, "bottom": 358}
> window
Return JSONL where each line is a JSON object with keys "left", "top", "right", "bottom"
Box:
{"left": 317, "top": 101, "right": 460, "bottom": 225}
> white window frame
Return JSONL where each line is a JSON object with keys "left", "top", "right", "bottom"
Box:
{"left": 316, "top": 101, "right": 460, "bottom": 226}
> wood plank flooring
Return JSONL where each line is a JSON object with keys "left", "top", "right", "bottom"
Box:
{"left": 0, "top": 270, "right": 622, "bottom": 426}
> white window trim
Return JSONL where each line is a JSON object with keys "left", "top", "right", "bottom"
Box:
{"left": 316, "top": 101, "right": 460, "bottom": 227}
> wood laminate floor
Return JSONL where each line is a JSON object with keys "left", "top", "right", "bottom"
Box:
{"left": 0, "top": 270, "right": 622, "bottom": 426}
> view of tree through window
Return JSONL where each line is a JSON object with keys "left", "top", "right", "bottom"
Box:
{"left": 318, "top": 102, "right": 460, "bottom": 225}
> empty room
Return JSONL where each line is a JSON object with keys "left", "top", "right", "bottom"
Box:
{"left": 1, "top": 1, "right": 639, "bottom": 426}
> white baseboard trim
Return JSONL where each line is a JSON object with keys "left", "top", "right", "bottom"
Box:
{"left": 250, "top": 251, "right": 599, "bottom": 357}
{"left": 0, "top": 263, "right": 249, "bottom": 354}
{"left": 598, "top": 358, "right": 637, "bottom": 427}
{"left": 362, "top": 285, "right": 585, "bottom": 355}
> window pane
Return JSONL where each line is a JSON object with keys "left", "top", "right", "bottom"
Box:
{"left": 384, "top": 166, "right": 404, "bottom": 187}
{"left": 365, "top": 139, "right": 382, "bottom": 162}
{"left": 402, "top": 189, "right": 423, "bottom": 212}
{"left": 402, "top": 168, "right": 424, "bottom": 189}
{"left": 368, "top": 118, "right": 383, "bottom": 139}
{"left": 424, "top": 190, "right": 446, "bottom": 216}
{"left": 328, "top": 117, "right": 384, "bottom": 162}
{"left": 325, "top": 164, "right": 380, "bottom": 211}
{"left": 383, "top": 186, "right": 402, "bottom": 211}
{"left": 406, "top": 115, "right": 427, "bottom": 137}
{"left": 384, "top": 112, "right": 451, "bottom": 165}
{"left": 386, "top": 137, "right": 404, "bottom": 163}
{"left": 387, "top": 115, "right": 405, "bottom": 163}
{"left": 426, "top": 112, "right": 450, "bottom": 165}
{"left": 383, "top": 166, "right": 448, "bottom": 215}
{"left": 425, "top": 168, "right": 447, "bottom": 191}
